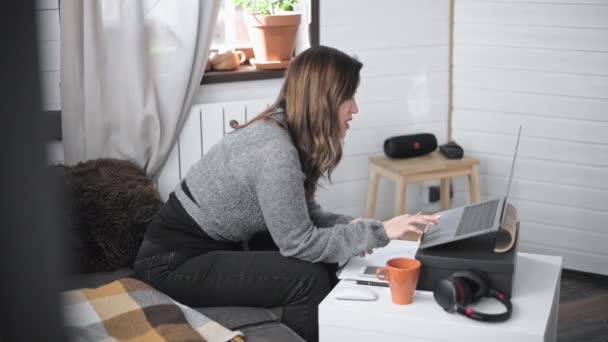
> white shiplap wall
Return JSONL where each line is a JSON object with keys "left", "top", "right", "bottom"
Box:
{"left": 36, "top": 0, "right": 61, "bottom": 111}
{"left": 316, "top": 0, "right": 450, "bottom": 219}
{"left": 452, "top": 0, "right": 608, "bottom": 275}
{"left": 35, "top": 0, "right": 64, "bottom": 164}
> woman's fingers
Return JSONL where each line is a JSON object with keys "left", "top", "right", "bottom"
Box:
{"left": 407, "top": 225, "right": 424, "bottom": 235}
{"left": 406, "top": 216, "right": 438, "bottom": 227}
{"left": 384, "top": 213, "right": 440, "bottom": 240}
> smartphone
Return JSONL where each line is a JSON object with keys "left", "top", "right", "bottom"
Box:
{"left": 358, "top": 266, "right": 380, "bottom": 278}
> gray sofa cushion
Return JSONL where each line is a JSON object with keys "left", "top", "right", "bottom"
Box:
{"left": 197, "top": 307, "right": 304, "bottom": 342}
{"left": 238, "top": 322, "right": 305, "bottom": 342}
{"left": 63, "top": 270, "right": 304, "bottom": 342}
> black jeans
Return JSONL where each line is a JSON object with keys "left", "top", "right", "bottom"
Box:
{"left": 134, "top": 191, "right": 338, "bottom": 342}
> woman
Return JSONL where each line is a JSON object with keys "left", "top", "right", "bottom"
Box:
{"left": 134, "top": 45, "right": 439, "bottom": 342}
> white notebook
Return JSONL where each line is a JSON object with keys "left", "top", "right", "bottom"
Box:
{"left": 337, "top": 240, "right": 419, "bottom": 283}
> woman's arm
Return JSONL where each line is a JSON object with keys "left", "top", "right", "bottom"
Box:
{"left": 250, "top": 142, "right": 389, "bottom": 264}
{"left": 307, "top": 199, "right": 354, "bottom": 227}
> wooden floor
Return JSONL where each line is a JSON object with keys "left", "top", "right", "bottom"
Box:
{"left": 558, "top": 269, "right": 608, "bottom": 342}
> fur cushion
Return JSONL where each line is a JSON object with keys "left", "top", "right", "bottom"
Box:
{"left": 52, "top": 159, "right": 163, "bottom": 273}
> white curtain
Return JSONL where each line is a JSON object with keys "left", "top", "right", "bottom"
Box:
{"left": 60, "top": 0, "right": 221, "bottom": 177}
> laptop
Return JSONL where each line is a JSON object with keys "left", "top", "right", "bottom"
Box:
{"left": 419, "top": 126, "right": 522, "bottom": 249}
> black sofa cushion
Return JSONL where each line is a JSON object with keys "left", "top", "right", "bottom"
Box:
{"left": 52, "top": 159, "right": 163, "bottom": 273}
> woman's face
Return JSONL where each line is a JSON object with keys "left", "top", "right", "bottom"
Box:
{"left": 338, "top": 97, "right": 358, "bottom": 138}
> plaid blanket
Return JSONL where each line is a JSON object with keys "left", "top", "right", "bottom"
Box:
{"left": 63, "top": 278, "right": 244, "bottom": 342}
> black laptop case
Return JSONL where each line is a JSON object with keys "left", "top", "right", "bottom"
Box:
{"left": 415, "top": 223, "right": 519, "bottom": 297}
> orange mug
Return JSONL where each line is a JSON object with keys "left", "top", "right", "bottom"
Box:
{"left": 376, "top": 257, "right": 421, "bottom": 305}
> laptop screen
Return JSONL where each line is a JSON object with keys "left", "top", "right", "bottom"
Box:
{"left": 419, "top": 126, "right": 523, "bottom": 249}
{"left": 499, "top": 125, "right": 522, "bottom": 227}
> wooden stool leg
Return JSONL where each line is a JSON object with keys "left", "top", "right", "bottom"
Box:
{"left": 365, "top": 167, "right": 380, "bottom": 218}
{"left": 468, "top": 165, "right": 481, "bottom": 203}
{"left": 440, "top": 178, "right": 451, "bottom": 210}
{"left": 394, "top": 178, "right": 408, "bottom": 216}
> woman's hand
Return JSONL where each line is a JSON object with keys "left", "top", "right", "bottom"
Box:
{"left": 382, "top": 213, "right": 440, "bottom": 240}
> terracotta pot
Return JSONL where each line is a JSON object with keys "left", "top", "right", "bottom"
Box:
{"left": 246, "top": 12, "right": 301, "bottom": 63}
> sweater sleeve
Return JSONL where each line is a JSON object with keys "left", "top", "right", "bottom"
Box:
{"left": 307, "top": 199, "right": 355, "bottom": 227}
{"left": 250, "top": 142, "right": 390, "bottom": 264}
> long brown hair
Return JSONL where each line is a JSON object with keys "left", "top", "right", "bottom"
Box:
{"left": 236, "top": 46, "right": 363, "bottom": 198}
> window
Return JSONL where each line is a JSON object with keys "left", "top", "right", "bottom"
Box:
{"left": 202, "top": 0, "right": 319, "bottom": 84}
{"left": 211, "top": 1, "right": 252, "bottom": 50}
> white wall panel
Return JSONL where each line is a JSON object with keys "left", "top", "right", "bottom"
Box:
{"left": 454, "top": 66, "right": 608, "bottom": 99}
{"left": 46, "top": 141, "right": 64, "bottom": 165}
{"left": 454, "top": 88, "right": 608, "bottom": 122}
{"left": 453, "top": 109, "right": 608, "bottom": 144}
{"left": 40, "top": 71, "right": 60, "bottom": 110}
{"left": 179, "top": 106, "right": 203, "bottom": 177}
{"left": 195, "top": 79, "right": 281, "bottom": 104}
{"left": 456, "top": 2, "right": 608, "bottom": 28}
{"left": 519, "top": 222, "right": 606, "bottom": 256}
{"left": 453, "top": 153, "right": 608, "bottom": 191}
{"left": 454, "top": 0, "right": 608, "bottom": 274}
{"left": 454, "top": 24, "right": 608, "bottom": 52}
{"left": 244, "top": 99, "right": 272, "bottom": 122}
{"left": 352, "top": 98, "right": 448, "bottom": 131}
{"left": 200, "top": 103, "right": 224, "bottom": 155}
{"left": 355, "top": 46, "right": 449, "bottom": 78}
{"left": 453, "top": 131, "right": 608, "bottom": 167}
{"left": 454, "top": 46, "right": 608, "bottom": 76}
{"left": 357, "top": 72, "right": 449, "bottom": 105}
{"left": 36, "top": 0, "right": 58, "bottom": 9}
{"left": 323, "top": 19, "right": 449, "bottom": 51}
{"left": 505, "top": 198, "right": 606, "bottom": 237}
{"left": 36, "top": 10, "right": 60, "bottom": 41}
{"left": 517, "top": 243, "right": 607, "bottom": 275}
{"left": 322, "top": 0, "right": 449, "bottom": 26}
{"left": 38, "top": 40, "right": 60, "bottom": 71}
{"left": 223, "top": 102, "right": 246, "bottom": 134}
{"left": 36, "top": 8, "right": 61, "bottom": 111}
{"left": 452, "top": 174, "right": 608, "bottom": 212}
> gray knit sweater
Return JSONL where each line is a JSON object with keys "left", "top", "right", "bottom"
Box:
{"left": 174, "top": 113, "right": 390, "bottom": 263}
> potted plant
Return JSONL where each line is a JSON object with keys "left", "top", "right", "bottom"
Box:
{"left": 234, "top": 0, "right": 301, "bottom": 69}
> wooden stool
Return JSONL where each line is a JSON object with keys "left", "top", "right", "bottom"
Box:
{"left": 366, "top": 151, "right": 481, "bottom": 218}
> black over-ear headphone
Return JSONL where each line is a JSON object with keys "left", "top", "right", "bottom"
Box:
{"left": 433, "top": 270, "right": 512, "bottom": 322}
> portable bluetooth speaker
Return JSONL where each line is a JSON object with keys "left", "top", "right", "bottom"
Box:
{"left": 383, "top": 133, "right": 437, "bottom": 159}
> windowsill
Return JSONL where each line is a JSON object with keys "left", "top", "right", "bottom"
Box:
{"left": 201, "top": 64, "right": 286, "bottom": 85}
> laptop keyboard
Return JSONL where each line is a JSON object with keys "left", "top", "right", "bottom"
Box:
{"left": 456, "top": 199, "right": 500, "bottom": 235}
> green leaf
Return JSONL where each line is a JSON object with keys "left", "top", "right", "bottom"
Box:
{"left": 233, "top": 0, "right": 299, "bottom": 15}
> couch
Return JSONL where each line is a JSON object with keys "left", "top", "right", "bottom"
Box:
{"left": 54, "top": 159, "right": 305, "bottom": 342}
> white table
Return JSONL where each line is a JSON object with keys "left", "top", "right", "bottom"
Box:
{"left": 319, "top": 253, "right": 562, "bottom": 342}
